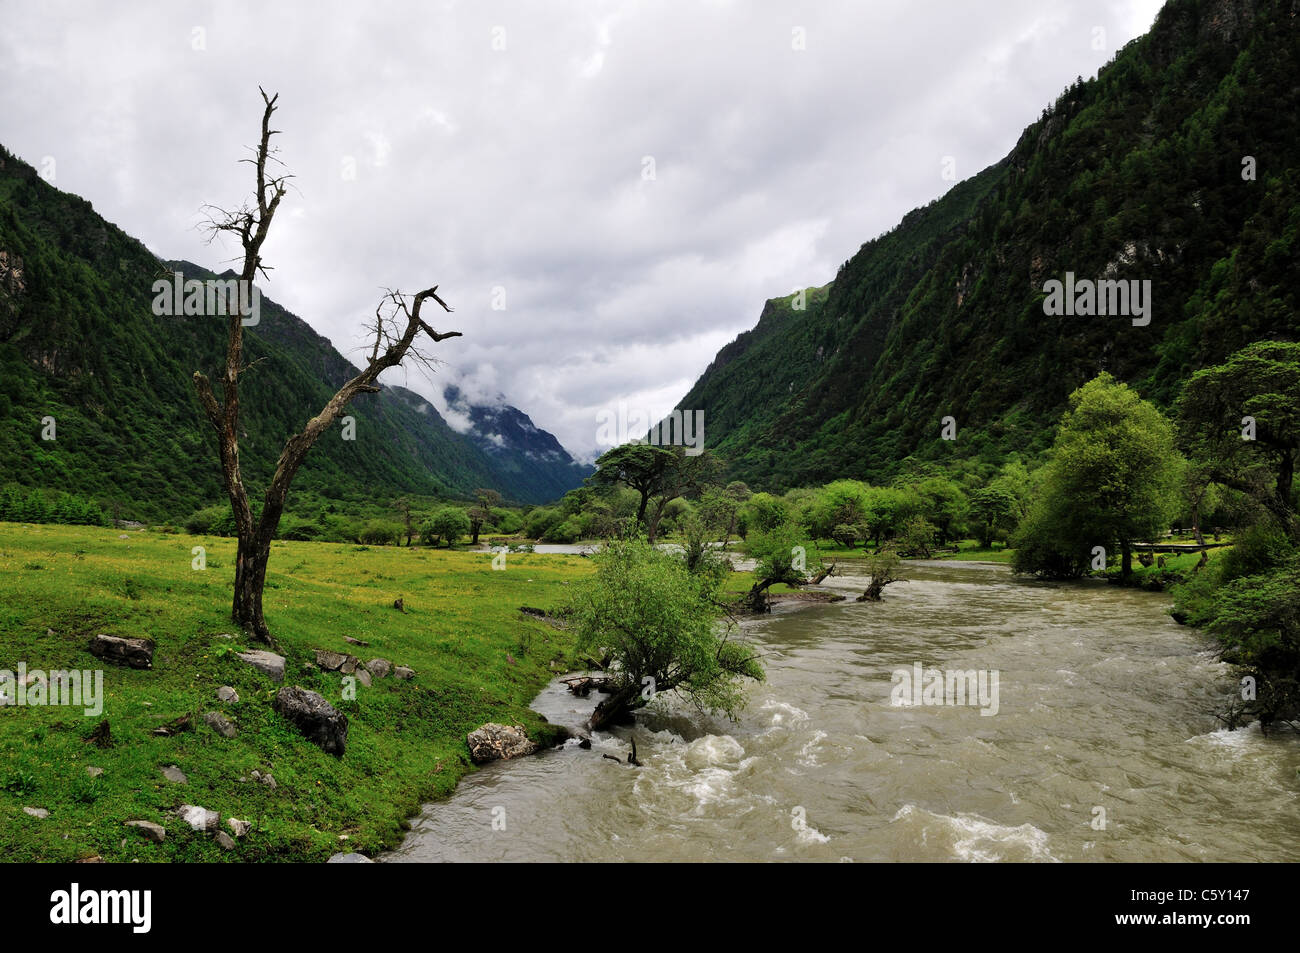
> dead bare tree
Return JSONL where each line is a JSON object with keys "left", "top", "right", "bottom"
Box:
{"left": 192, "top": 89, "right": 459, "bottom": 645}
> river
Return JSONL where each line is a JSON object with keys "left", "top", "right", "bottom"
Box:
{"left": 383, "top": 559, "right": 1299, "bottom": 862}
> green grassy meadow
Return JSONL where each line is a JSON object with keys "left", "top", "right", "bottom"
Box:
{"left": 0, "top": 522, "right": 586, "bottom": 862}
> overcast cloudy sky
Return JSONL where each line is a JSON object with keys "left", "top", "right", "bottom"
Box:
{"left": 1, "top": 0, "right": 1163, "bottom": 461}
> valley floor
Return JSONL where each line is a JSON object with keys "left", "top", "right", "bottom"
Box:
{"left": 0, "top": 523, "right": 583, "bottom": 862}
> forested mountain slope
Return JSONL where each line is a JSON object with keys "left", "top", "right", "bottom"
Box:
{"left": 675, "top": 0, "right": 1300, "bottom": 490}
{"left": 0, "top": 152, "right": 588, "bottom": 517}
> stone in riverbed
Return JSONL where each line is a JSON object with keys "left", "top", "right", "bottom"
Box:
{"left": 273, "top": 686, "right": 348, "bottom": 757}
{"left": 89, "top": 634, "right": 155, "bottom": 669}
{"left": 237, "top": 650, "right": 285, "bottom": 682}
{"left": 466, "top": 723, "right": 539, "bottom": 764}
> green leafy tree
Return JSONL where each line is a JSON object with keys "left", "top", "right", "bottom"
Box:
{"left": 567, "top": 538, "right": 764, "bottom": 731}
{"left": 745, "top": 492, "right": 791, "bottom": 534}
{"left": 742, "top": 525, "right": 825, "bottom": 612}
{"left": 425, "top": 507, "right": 471, "bottom": 547}
{"left": 1013, "top": 374, "right": 1182, "bottom": 578}
{"left": 1177, "top": 341, "right": 1300, "bottom": 540}
{"left": 969, "top": 484, "right": 1020, "bottom": 548}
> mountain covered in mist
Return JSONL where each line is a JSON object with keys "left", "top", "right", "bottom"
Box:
{"left": 0, "top": 152, "right": 588, "bottom": 516}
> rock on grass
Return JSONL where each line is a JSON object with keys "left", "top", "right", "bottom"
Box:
{"left": 273, "top": 686, "right": 348, "bottom": 757}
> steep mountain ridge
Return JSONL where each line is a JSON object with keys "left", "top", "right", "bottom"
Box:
{"left": 674, "top": 0, "right": 1300, "bottom": 489}
{"left": 0, "top": 152, "right": 588, "bottom": 516}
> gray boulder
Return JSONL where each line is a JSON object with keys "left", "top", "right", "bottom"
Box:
{"left": 466, "top": 723, "right": 539, "bottom": 764}
{"left": 313, "top": 649, "right": 349, "bottom": 671}
{"left": 216, "top": 686, "right": 239, "bottom": 703}
{"left": 393, "top": 666, "right": 415, "bottom": 681}
{"left": 365, "top": 658, "right": 392, "bottom": 679}
{"left": 327, "top": 852, "right": 374, "bottom": 863}
{"left": 238, "top": 650, "right": 286, "bottom": 682}
{"left": 204, "top": 711, "right": 237, "bottom": 739}
{"left": 89, "top": 635, "right": 154, "bottom": 669}
{"left": 125, "top": 820, "right": 166, "bottom": 843}
{"left": 273, "top": 686, "right": 348, "bottom": 757}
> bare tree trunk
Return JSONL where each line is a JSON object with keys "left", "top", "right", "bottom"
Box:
{"left": 587, "top": 682, "right": 643, "bottom": 732}
{"left": 192, "top": 89, "right": 459, "bottom": 645}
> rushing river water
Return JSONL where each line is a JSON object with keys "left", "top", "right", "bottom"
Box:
{"left": 384, "top": 560, "right": 1299, "bottom": 862}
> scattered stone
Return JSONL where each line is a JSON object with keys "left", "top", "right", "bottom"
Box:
{"left": 274, "top": 686, "right": 348, "bottom": 757}
{"left": 215, "top": 831, "right": 237, "bottom": 851}
{"left": 86, "top": 766, "right": 104, "bottom": 778}
{"left": 177, "top": 805, "right": 219, "bottom": 832}
{"left": 366, "top": 658, "right": 392, "bottom": 679}
{"left": 161, "top": 764, "right": 188, "bottom": 785}
{"left": 46, "top": 628, "right": 54, "bottom": 636}
{"left": 118, "top": 534, "right": 130, "bottom": 540}
{"left": 339, "top": 656, "right": 359, "bottom": 675}
{"left": 216, "top": 686, "right": 239, "bottom": 704}
{"left": 227, "top": 818, "right": 251, "bottom": 838}
{"left": 215, "top": 633, "right": 235, "bottom": 640}
{"left": 393, "top": 666, "right": 415, "bottom": 681}
{"left": 23, "top": 807, "right": 49, "bottom": 819}
{"left": 89, "top": 634, "right": 155, "bottom": 669}
{"left": 204, "top": 711, "right": 237, "bottom": 739}
{"left": 152, "top": 714, "right": 192, "bottom": 736}
{"left": 261, "top": 773, "right": 277, "bottom": 790}
{"left": 355, "top": 667, "right": 372, "bottom": 688}
{"left": 313, "top": 649, "right": 349, "bottom": 671}
{"left": 125, "top": 820, "right": 166, "bottom": 843}
{"left": 343, "top": 637, "right": 369, "bottom": 647}
{"left": 75, "top": 855, "right": 104, "bottom": 864}
{"left": 327, "top": 852, "right": 373, "bottom": 864}
{"left": 466, "top": 723, "right": 539, "bottom": 764}
{"left": 237, "top": 650, "right": 286, "bottom": 682}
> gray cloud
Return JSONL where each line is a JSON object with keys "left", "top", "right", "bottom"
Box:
{"left": 1, "top": 0, "right": 1162, "bottom": 462}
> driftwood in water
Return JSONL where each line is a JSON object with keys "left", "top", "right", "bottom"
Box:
{"left": 561, "top": 675, "right": 615, "bottom": 698}
{"left": 809, "top": 562, "right": 836, "bottom": 584}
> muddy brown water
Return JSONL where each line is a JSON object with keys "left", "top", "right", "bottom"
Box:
{"left": 384, "top": 560, "right": 1299, "bottom": 862}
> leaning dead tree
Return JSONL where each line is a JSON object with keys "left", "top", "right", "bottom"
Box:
{"left": 192, "top": 89, "right": 459, "bottom": 645}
